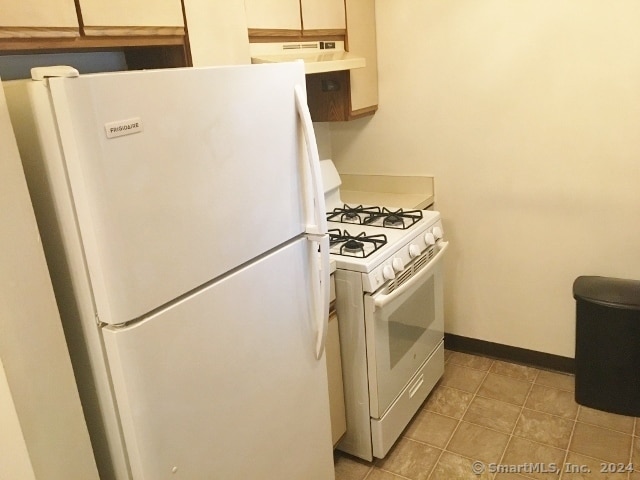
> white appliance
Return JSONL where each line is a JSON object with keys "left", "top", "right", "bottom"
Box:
{"left": 321, "top": 160, "right": 447, "bottom": 461}
{"left": 0, "top": 75, "right": 99, "bottom": 480}
{"left": 3, "top": 63, "right": 334, "bottom": 480}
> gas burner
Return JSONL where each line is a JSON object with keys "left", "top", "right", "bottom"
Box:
{"left": 343, "top": 239, "right": 365, "bottom": 253}
{"left": 327, "top": 205, "right": 423, "bottom": 230}
{"left": 364, "top": 208, "right": 423, "bottom": 229}
{"left": 328, "top": 229, "right": 387, "bottom": 258}
{"left": 383, "top": 214, "right": 403, "bottom": 227}
{"left": 327, "top": 205, "right": 381, "bottom": 224}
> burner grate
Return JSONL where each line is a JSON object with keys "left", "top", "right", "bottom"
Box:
{"left": 328, "top": 228, "right": 387, "bottom": 258}
{"left": 327, "top": 204, "right": 381, "bottom": 224}
{"left": 363, "top": 207, "right": 423, "bottom": 229}
{"left": 327, "top": 204, "right": 423, "bottom": 229}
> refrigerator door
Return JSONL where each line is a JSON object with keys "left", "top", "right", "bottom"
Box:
{"left": 102, "top": 238, "right": 335, "bottom": 479}
{"left": 46, "top": 63, "right": 311, "bottom": 325}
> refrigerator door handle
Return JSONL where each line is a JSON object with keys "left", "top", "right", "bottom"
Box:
{"left": 294, "top": 84, "right": 327, "bottom": 237}
{"left": 294, "top": 84, "right": 329, "bottom": 360}
{"left": 311, "top": 233, "right": 330, "bottom": 360}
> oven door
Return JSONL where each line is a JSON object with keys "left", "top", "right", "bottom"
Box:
{"left": 364, "top": 242, "right": 448, "bottom": 418}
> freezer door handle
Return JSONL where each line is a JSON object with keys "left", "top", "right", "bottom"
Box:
{"left": 295, "top": 84, "right": 329, "bottom": 359}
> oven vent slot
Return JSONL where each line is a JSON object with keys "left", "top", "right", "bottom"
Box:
{"left": 426, "top": 246, "right": 435, "bottom": 260}
{"left": 414, "top": 253, "right": 429, "bottom": 272}
{"left": 388, "top": 249, "right": 433, "bottom": 292}
{"left": 392, "top": 269, "right": 413, "bottom": 291}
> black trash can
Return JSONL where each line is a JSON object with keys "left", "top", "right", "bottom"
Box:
{"left": 573, "top": 276, "right": 640, "bottom": 416}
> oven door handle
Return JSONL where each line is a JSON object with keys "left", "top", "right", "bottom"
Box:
{"left": 294, "top": 83, "right": 329, "bottom": 360}
{"left": 374, "top": 241, "right": 449, "bottom": 310}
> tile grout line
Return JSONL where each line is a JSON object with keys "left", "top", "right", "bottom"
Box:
{"left": 556, "top": 402, "right": 580, "bottom": 480}
{"left": 491, "top": 368, "right": 540, "bottom": 480}
{"left": 426, "top": 356, "right": 495, "bottom": 480}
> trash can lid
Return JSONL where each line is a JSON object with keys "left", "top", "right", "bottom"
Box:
{"left": 573, "top": 276, "right": 640, "bottom": 310}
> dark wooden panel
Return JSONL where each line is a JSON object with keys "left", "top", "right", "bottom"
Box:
{"left": 305, "top": 70, "right": 349, "bottom": 122}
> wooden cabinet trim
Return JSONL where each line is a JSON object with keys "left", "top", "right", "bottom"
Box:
{"left": 349, "top": 104, "right": 378, "bottom": 120}
{"left": 248, "top": 28, "right": 302, "bottom": 38}
{"left": 0, "top": 35, "right": 186, "bottom": 52}
{"left": 82, "top": 26, "right": 185, "bottom": 37}
{"left": 301, "top": 28, "right": 346, "bottom": 37}
{"left": 0, "top": 27, "right": 79, "bottom": 39}
{"left": 248, "top": 33, "right": 344, "bottom": 44}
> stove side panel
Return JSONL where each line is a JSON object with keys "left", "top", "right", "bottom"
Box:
{"left": 334, "top": 269, "right": 373, "bottom": 461}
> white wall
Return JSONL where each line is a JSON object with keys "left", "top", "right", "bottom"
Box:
{"left": 0, "top": 358, "right": 36, "bottom": 480}
{"left": 331, "top": 0, "right": 640, "bottom": 358}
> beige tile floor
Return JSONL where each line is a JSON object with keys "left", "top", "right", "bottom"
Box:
{"left": 334, "top": 350, "right": 640, "bottom": 480}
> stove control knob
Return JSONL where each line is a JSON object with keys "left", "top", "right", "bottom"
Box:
{"left": 392, "top": 257, "right": 405, "bottom": 272}
{"left": 382, "top": 265, "right": 396, "bottom": 280}
{"left": 409, "top": 244, "right": 421, "bottom": 258}
{"left": 424, "top": 232, "right": 436, "bottom": 246}
{"left": 433, "top": 226, "right": 443, "bottom": 240}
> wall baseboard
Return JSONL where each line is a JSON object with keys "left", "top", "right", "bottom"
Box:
{"left": 444, "top": 333, "right": 575, "bottom": 374}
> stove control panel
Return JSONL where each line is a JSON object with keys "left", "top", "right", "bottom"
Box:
{"left": 424, "top": 232, "right": 436, "bottom": 246}
{"left": 362, "top": 219, "right": 444, "bottom": 293}
{"left": 392, "top": 258, "right": 405, "bottom": 272}
{"left": 382, "top": 265, "right": 395, "bottom": 280}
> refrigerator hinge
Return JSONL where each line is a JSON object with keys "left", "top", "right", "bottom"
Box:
{"left": 31, "top": 66, "right": 80, "bottom": 81}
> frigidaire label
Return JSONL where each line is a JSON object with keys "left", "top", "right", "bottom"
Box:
{"left": 104, "top": 118, "right": 143, "bottom": 139}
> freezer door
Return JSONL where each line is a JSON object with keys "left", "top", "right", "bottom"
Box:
{"left": 46, "top": 63, "right": 311, "bottom": 325}
{"left": 102, "top": 238, "right": 334, "bottom": 480}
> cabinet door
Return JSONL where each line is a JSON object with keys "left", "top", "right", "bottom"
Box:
{"left": 301, "top": 0, "right": 346, "bottom": 33}
{"left": 345, "top": 0, "right": 378, "bottom": 116}
{"left": 184, "top": 0, "right": 250, "bottom": 66}
{"left": 326, "top": 311, "right": 347, "bottom": 446}
{"left": 244, "top": 0, "right": 302, "bottom": 32}
{"left": 0, "top": 0, "right": 78, "bottom": 38}
{"left": 78, "top": 0, "right": 184, "bottom": 36}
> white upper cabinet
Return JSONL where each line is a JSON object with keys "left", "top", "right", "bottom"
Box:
{"left": 78, "top": 0, "right": 184, "bottom": 36}
{"left": 0, "top": 0, "right": 79, "bottom": 37}
{"left": 245, "top": 0, "right": 345, "bottom": 34}
{"left": 245, "top": 0, "right": 302, "bottom": 31}
{"left": 184, "top": 0, "right": 251, "bottom": 66}
{"left": 345, "top": 0, "right": 378, "bottom": 113}
{"left": 301, "top": 0, "right": 345, "bottom": 32}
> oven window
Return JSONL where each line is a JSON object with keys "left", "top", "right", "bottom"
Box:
{"left": 387, "top": 276, "right": 435, "bottom": 369}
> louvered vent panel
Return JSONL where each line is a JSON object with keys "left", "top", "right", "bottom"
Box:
{"left": 383, "top": 246, "right": 437, "bottom": 293}
{"left": 283, "top": 42, "right": 319, "bottom": 50}
{"left": 414, "top": 254, "right": 428, "bottom": 273}
{"left": 396, "top": 268, "right": 413, "bottom": 288}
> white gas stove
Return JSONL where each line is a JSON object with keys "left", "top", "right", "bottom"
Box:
{"left": 321, "top": 160, "right": 447, "bottom": 461}
{"left": 323, "top": 160, "right": 444, "bottom": 291}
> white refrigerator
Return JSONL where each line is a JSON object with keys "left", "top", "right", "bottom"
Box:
{"left": 3, "top": 63, "right": 333, "bottom": 480}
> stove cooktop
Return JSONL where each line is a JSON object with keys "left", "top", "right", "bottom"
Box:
{"left": 326, "top": 203, "right": 442, "bottom": 274}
